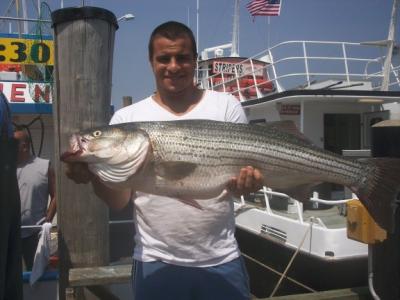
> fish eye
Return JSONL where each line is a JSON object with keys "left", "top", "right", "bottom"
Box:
{"left": 92, "top": 130, "right": 102, "bottom": 137}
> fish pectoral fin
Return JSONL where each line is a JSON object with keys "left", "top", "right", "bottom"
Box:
{"left": 279, "top": 183, "right": 319, "bottom": 203}
{"left": 155, "top": 161, "right": 197, "bottom": 180}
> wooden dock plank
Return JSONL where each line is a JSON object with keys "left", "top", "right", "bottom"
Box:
{"left": 255, "top": 287, "right": 371, "bottom": 300}
{"left": 69, "top": 264, "right": 132, "bottom": 287}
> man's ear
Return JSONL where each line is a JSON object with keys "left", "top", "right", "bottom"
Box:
{"left": 22, "top": 141, "right": 30, "bottom": 152}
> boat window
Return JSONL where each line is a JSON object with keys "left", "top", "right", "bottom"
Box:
{"left": 324, "top": 114, "right": 361, "bottom": 154}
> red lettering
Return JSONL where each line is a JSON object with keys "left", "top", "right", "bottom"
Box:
{"left": 10, "top": 83, "right": 26, "bottom": 102}
{"left": 34, "top": 84, "right": 50, "bottom": 103}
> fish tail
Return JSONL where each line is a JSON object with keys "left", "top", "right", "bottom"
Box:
{"left": 355, "top": 158, "right": 400, "bottom": 232}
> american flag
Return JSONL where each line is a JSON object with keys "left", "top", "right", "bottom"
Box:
{"left": 246, "top": 0, "right": 281, "bottom": 17}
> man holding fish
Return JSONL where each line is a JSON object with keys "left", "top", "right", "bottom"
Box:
{"left": 66, "top": 21, "right": 262, "bottom": 300}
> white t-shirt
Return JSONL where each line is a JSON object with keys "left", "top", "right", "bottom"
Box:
{"left": 18, "top": 157, "right": 50, "bottom": 238}
{"left": 110, "top": 90, "right": 247, "bottom": 267}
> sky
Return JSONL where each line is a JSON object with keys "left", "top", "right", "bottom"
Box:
{"left": 1, "top": 0, "right": 399, "bottom": 109}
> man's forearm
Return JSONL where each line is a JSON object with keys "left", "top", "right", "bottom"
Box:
{"left": 46, "top": 198, "right": 57, "bottom": 222}
{"left": 91, "top": 176, "right": 132, "bottom": 211}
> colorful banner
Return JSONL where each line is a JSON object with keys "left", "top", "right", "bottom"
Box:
{"left": 0, "top": 36, "right": 54, "bottom": 65}
{"left": 0, "top": 81, "right": 53, "bottom": 104}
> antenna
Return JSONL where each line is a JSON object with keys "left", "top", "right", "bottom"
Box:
{"left": 21, "top": 0, "right": 28, "bottom": 33}
{"left": 231, "top": 0, "right": 240, "bottom": 57}
{"left": 381, "top": 0, "right": 399, "bottom": 91}
{"left": 196, "top": 0, "right": 199, "bottom": 54}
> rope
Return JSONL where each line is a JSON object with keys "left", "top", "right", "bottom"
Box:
{"left": 241, "top": 252, "right": 316, "bottom": 294}
{"left": 13, "top": 115, "right": 45, "bottom": 157}
{"left": 269, "top": 221, "right": 314, "bottom": 297}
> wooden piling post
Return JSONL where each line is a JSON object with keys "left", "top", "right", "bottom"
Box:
{"left": 122, "top": 96, "right": 133, "bottom": 107}
{"left": 370, "top": 119, "right": 400, "bottom": 300}
{"left": 51, "top": 7, "right": 118, "bottom": 300}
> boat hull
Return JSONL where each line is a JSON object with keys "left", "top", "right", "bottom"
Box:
{"left": 235, "top": 226, "right": 368, "bottom": 298}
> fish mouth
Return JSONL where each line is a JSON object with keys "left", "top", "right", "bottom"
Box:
{"left": 60, "top": 134, "right": 87, "bottom": 162}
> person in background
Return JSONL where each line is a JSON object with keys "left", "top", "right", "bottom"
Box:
{"left": 66, "top": 21, "right": 263, "bottom": 300}
{"left": 0, "top": 91, "right": 22, "bottom": 300}
{"left": 14, "top": 129, "right": 56, "bottom": 271}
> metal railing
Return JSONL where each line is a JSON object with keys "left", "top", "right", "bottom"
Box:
{"left": 238, "top": 186, "right": 358, "bottom": 228}
{"left": 21, "top": 219, "right": 134, "bottom": 230}
{"left": 198, "top": 40, "right": 400, "bottom": 101}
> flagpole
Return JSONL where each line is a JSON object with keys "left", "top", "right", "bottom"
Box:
{"left": 195, "top": 0, "right": 199, "bottom": 82}
{"left": 187, "top": 6, "right": 190, "bottom": 27}
{"left": 247, "top": 0, "right": 281, "bottom": 49}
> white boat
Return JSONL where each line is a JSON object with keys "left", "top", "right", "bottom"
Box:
{"left": 197, "top": 1, "right": 400, "bottom": 297}
{"left": 233, "top": 188, "right": 369, "bottom": 297}
{"left": 3, "top": 0, "right": 399, "bottom": 298}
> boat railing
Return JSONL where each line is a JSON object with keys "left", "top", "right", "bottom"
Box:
{"left": 20, "top": 219, "right": 134, "bottom": 230}
{"left": 239, "top": 186, "right": 358, "bottom": 228}
{"left": 199, "top": 40, "right": 400, "bottom": 101}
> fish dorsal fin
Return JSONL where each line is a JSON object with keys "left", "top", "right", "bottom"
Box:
{"left": 155, "top": 161, "right": 197, "bottom": 180}
{"left": 257, "top": 120, "right": 312, "bottom": 144}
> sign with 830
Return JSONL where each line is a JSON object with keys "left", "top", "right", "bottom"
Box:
{"left": 0, "top": 37, "right": 53, "bottom": 65}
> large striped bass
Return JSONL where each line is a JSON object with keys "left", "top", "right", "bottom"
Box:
{"left": 61, "top": 119, "right": 400, "bottom": 231}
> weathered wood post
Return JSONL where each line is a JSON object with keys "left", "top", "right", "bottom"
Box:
{"left": 51, "top": 7, "right": 118, "bottom": 300}
{"left": 122, "top": 96, "right": 133, "bottom": 107}
{"left": 370, "top": 119, "right": 400, "bottom": 300}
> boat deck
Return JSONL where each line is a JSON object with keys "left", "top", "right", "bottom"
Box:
{"left": 273, "top": 206, "right": 346, "bottom": 229}
{"left": 240, "top": 192, "right": 347, "bottom": 230}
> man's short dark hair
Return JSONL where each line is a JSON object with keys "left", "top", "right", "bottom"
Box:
{"left": 148, "top": 21, "right": 197, "bottom": 61}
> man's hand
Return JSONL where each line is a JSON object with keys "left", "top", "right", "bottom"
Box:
{"left": 65, "top": 162, "right": 132, "bottom": 210}
{"left": 227, "top": 166, "right": 263, "bottom": 198}
{"left": 65, "top": 162, "right": 94, "bottom": 184}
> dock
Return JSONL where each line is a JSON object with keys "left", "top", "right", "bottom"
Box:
{"left": 263, "top": 287, "right": 371, "bottom": 300}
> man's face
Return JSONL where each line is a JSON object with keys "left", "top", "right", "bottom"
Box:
{"left": 150, "top": 34, "right": 196, "bottom": 96}
{"left": 14, "top": 131, "right": 29, "bottom": 162}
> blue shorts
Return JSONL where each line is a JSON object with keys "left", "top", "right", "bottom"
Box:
{"left": 132, "top": 256, "right": 251, "bottom": 300}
